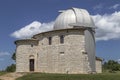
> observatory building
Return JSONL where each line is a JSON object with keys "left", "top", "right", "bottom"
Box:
{"left": 15, "top": 7, "right": 102, "bottom": 74}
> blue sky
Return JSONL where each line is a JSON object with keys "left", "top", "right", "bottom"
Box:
{"left": 0, "top": 0, "right": 120, "bottom": 70}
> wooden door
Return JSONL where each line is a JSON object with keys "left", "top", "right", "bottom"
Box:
{"left": 29, "top": 59, "right": 34, "bottom": 71}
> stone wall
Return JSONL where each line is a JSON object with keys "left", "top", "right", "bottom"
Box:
{"left": 96, "top": 59, "right": 102, "bottom": 73}
{"left": 16, "top": 40, "right": 38, "bottom": 72}
{"left": 16, "top": 29, "right": 92, "bottom": 74}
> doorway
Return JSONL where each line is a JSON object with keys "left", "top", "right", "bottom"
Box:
{"left": 29, "top": 59, "right": 34, "bottom": 71}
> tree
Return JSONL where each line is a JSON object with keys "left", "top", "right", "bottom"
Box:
{"left": 103, "top": 60, "right": 120, "bottom": 72}
{"left": 5, "top": 52, "right": 16, "bottom": 72}
{"left": 5, "top": 64, "right": 16, "bottom": 72}
{"left": 12, "top": 52, "right": 16, "bottom": 61}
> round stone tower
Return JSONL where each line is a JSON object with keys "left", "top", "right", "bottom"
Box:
{"left": 54, "top": 7, "right": 96, "bottom": 73}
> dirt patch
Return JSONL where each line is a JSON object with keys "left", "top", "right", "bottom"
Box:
{"left": 0, "top": 72, "right": 26, "bottom": 80}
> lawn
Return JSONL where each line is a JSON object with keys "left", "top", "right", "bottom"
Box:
{"left": 16, "top": 72, "right": 120, "bottom": 80}
{"left": 0, "top": 71, "right": 7, "bottom": 76}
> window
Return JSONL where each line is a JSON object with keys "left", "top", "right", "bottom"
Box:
{"left": 31, "top": 44, "right": 33, "bottom": 47}
{"left": 59, "top": 52, "right": 64, "bottom": 55}
{"left": 60, "top": 35, "right": 64, "bottom": 44}
{"left": 48, "top": 37, "right": 52, "bottom": 45}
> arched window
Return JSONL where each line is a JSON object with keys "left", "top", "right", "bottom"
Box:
{"left": 48, "top": 37, "right": 52, "bottom": 45}
{"left": 60, "top": 35, "right": 64, "bottom": 44}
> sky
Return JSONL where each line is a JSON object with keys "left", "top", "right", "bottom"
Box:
{"left": 0, "top": 0, "right": 120, "bottom": 70}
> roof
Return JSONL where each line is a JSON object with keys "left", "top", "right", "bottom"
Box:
{"left": 54, "top": 7, "right": 95, "bottom": 30}
{"left": 15, "top": 39, "right": 38, "bottom": 44}
{"left": 33, "top": 27, "right": 87, "bottom": 38}
{"left": 96, "top": 57, "right": 103, "bottom": 61}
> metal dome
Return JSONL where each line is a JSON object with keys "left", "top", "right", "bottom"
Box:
{"left": 54, "top": 7, "right": 95, "bottom": 30}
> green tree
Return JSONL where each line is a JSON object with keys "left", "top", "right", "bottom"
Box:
{"left": 5, "top": 52, "right": 16, "bottom": 72}
{"left": 103, "top": 60, "right": 120, "bottom": 72}
{"left": 12, "top": 52, "right": 16, "bottom": 61}
{"left": 5, "top": 64, "right": 16, "bottom": 72}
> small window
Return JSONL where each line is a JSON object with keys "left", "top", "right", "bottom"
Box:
{"left": 48, "top": 37, "right": 52, "bottom": 45}
{"left": 60, "top": 35, "right": 64, "bottom": 44}
{"left": 59, "top": 52, "right": 64, "bottom": 55}
{"left": 31, "top": 44, "right": 34, "bottom": 47}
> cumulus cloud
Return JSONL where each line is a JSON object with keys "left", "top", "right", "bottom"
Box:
{"left": 117, "top": 59, "right": 120, "bottom": 63}
{"left": 0, "top": 52, "right": 10, "bottom": 57}
{"left": 11, "top": 11, "right": 120, "bottom": 41}
{"left": 109, "top": 4, "right": 120, "bottom": 9}
{"left": 11, "top": 21, "right": 54, "bottom": 39}
{"left": 92, "top": 11, "right": 120, "bottom": 41}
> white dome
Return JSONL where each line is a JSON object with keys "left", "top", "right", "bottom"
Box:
{"left": 54, "top": 7, "right": 95, "bottom": 30}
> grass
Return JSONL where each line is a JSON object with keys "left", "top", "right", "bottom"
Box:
{"left": 16, "top": 72, "right": 120, "bottom": 80}
{"left": 0, "top": 71, "right": 7, "bottom": 80}
{"left": 0, "top": 71, "right": 7, "bottom": 76}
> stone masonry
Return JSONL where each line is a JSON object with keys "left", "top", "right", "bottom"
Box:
{"left": 15, "top": 28, "right": 102, "bottom": 74}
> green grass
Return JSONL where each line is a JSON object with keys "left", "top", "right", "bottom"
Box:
{"left": 0, "top": 71, "right": 7, "bottom": 80}
{"left": 0, "top": 71, "right": 7, "bottom": 76}
{"left": 16, "top": 72, "right": 120, "bottom": 80}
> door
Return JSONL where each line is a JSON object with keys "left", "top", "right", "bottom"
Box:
{"left": 29, "top": 59, "right": 34, "bottom": 71}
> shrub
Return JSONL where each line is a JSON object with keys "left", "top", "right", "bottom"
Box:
{"left": 5, "top": 64, "right": 16, "bottom": 72}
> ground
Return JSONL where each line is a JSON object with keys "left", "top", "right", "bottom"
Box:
{"left": 0, "top": 72, "right": 25, "bottom": 80}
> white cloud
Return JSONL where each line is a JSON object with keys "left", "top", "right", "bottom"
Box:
{"left": 0, "top": 52, "right": 10, "bottom": 57}
{"left": 11, "top": 21, "right": 54, "bottom": 39}
{"left": 109, "top": 4, "right": 120, "bottom": 9}
{"left": 118, "top": 59, "right": 120, "bottom": 63}
{"left": 92, "top": 11, "right": 120, "bottom": 41}
{"left": 11, "top": 11, "right": 120, "bottom": 41}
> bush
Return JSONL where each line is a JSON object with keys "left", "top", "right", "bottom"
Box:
{"left": 5, "top": 64, "right": 16, "bottom": 72}
{"left": 103, "top": 60, "right": 120, "bottom": 72}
